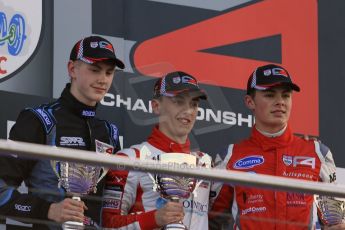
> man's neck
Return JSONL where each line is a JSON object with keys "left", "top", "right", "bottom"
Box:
{"left": 256, "top": 125, "right": 287, "bottom": 138}
{"left": 158, "top": 127, "right": 187, "bottom": 144}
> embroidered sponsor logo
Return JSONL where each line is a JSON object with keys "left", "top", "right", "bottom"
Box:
{"left": 99, "top": 41, "right": 113, "bottom": 52}
{"left": 36, "top": 109, "right": 51, "bottom": 125}
{"left": 103, "top": 198, "right": 121, "bottom": 209}
{"left": 181, "top": 75, "right": 198, "bottom": 86}
{"left": 244, "top": 194, "right": 264, "bottom": 204}
{"left": 172, "top": 76, "right": 181, "bottom": 84}
{"left": 329, "top": 172, "right": 336, "bottom": 183}
{"left": 287, "top": 192, "right": 307, "bottom": 207}
{"left": 82, "top": 110, "right": 95, "bottom": 117}
{"left": 183, "top": 200, "right": 208, "bottom": 216}
{"left": 90, "top": 42, "right": 98, "bottom": 48}
{"left": 282, "top": 155, "right": 293, "bottom": 166}
{"left": 282, "top": 171, "right": 313, "bottom": 180}
{"left": 60, "top": 136, "right": 86, "bottom": 146}
{"left": 263, "top": 69, "right": 272, "bottom": 76}
{"left": 283, "top": 155, "right": 316, "bottom": 169}
{"left": 95, "top": 139, "right": 114, "bottom": 154}
{"left": 233, "top": 155, "right": 264, "bottom": 169}
{"left": 241, "top": 206, "right": 267, "bottom": 215}
{"left": 272, "top": 67, "right": 289, "bottom": 78}
{"left": 293, "top": 156, "right": 315, "bottom": 169}
{"left": 15, "top": 204, "right": 31, "bottom": 212}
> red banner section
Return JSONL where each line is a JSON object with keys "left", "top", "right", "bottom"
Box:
{"left": 134, "top": 0, "right": 318, "bottom": 135}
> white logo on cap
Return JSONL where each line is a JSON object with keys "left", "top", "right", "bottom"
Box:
{"left": 172, "top": 77, "right": 181, "bottom": 84}
{"left": 90, "top": 42, "right": 98, "bottom": 48}
{"left": 263, "top": 69, "right": 272, "bottom": 76}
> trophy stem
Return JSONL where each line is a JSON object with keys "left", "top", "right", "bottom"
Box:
{"left": 162, "top": 197, "right": 188, "bottom": 230}
{"left": 170, "top": 196, "right": 180, "bottom": 203}
{"left": 62, "top": 196, "right": 84, "bottom": 230}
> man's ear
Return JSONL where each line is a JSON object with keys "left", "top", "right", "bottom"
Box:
{"left": 151, "top": 99, "right": 160, "bottom": 115}
{"left": 244, "top": 95, "right": 255, "bottom": 110}
{"left": 67, "top": 60, "right": 76, "bottom": 80}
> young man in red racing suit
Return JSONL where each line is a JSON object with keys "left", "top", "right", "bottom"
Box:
{"left": 210, "top": 64, "right": 344, "bottom": 230}
{"left": 102, "top": 71, "right": 212, "bottom": 230}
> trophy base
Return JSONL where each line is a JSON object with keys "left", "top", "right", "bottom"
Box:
{"left": 163, "top": 222, "right": 188, "bottom": 230}
{"left": 62, "top": 221, "right": 84, "bottom": 230}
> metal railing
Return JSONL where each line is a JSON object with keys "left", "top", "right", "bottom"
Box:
{"left": 0, "top": 139, "right": 345, "bottom": 197}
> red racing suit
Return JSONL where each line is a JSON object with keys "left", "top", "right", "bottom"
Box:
{"left": 102, "top": 126, "right": 212, "bottom": 229}
{"left": 210, "top": 125, "right": 337, "bottom": 230}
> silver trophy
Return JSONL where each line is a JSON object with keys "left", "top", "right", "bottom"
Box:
{"left": 150, "top": 152, "right": 202, "bottom": 230}
{"left": 315, "top": 195, "right": 345, "bottom": 226}
{"left": 51, "top": 140, "right": 113, "bottom": 230}
{"left": 139, "top": 146, "right": 211, "bottom": 230}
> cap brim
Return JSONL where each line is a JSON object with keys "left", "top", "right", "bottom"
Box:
{"left": 81, "top": 54, "right": 125, "bottom": 69}
{"left": 100, "top": 57, "right": 125, "bottom": 69}
{"left": 254, "top": 82, "right": 300, "bottom": 92}
{"left": 165, "top": 89, "right": 207, "bottom": 100}
{"left": 114, "top": 58, "right": 125, "bottom": 69}
{"left": 191, "top": 89, "right": 208, "bottom": 100}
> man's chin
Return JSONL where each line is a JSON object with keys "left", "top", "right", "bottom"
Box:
{"left": 91, "top": 95, "right": 104, "bottom": 103}
{"left": 177, "top": 127, "right": 192, "bottom": 136}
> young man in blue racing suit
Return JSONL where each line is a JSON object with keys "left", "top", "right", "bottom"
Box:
{"left": 0, "top": 35, "right": 124, "bottom": 229}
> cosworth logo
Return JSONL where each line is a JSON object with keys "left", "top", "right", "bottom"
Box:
{"left": 0, "top": 0, "right": 42, "bottom": 82}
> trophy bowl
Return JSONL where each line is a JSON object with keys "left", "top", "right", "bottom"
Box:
{"left": 51, "top": 140, "right": 113, "bottom": 229}
{"left": 51, "top": 161, "right": 104, "bottom": 230}
{"left": 315, "top": 195, "right": 345, "bottom": 226}
{"left": 57, "top": 162, "right": 102, "bottom": 195}
{"left": 156, "top": 174, "right": 196, "bottom": 201}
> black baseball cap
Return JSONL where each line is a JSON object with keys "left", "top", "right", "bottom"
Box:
{"left": 153, "top": 71, "right": 207, "bottom": 100}
{"left": 70, "top": 35, "right": 125, "bottom": 69}
{"left": 246, "top": 64, "right": 300, "bottom": 94}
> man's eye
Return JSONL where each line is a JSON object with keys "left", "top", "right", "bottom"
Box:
{"left": 173, "top": 99, "right": 184, "bottom": 105}
{"left": 191, "top": 102, "right": 199, "bottom": 107}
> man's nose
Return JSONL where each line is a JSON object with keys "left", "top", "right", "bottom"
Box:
{"left": 276, "top": 95, "right": 285, "bottom": 105}
{"left": 97, "top": 72, "right": 107, "bottom": 83}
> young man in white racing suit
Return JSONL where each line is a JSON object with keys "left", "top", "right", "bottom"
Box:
{"left": 102, "top": 71, "right": 212, "bottom": 229}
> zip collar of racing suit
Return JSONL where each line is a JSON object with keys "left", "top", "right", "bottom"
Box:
{"left": 251, "top": 124, "right": 294, "bottom": 151}
{"left": 147, "top": 125, "right": 191, "bottom": 153}
{"left": 59, "top": 83, "right": 97, "bottom": 119}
